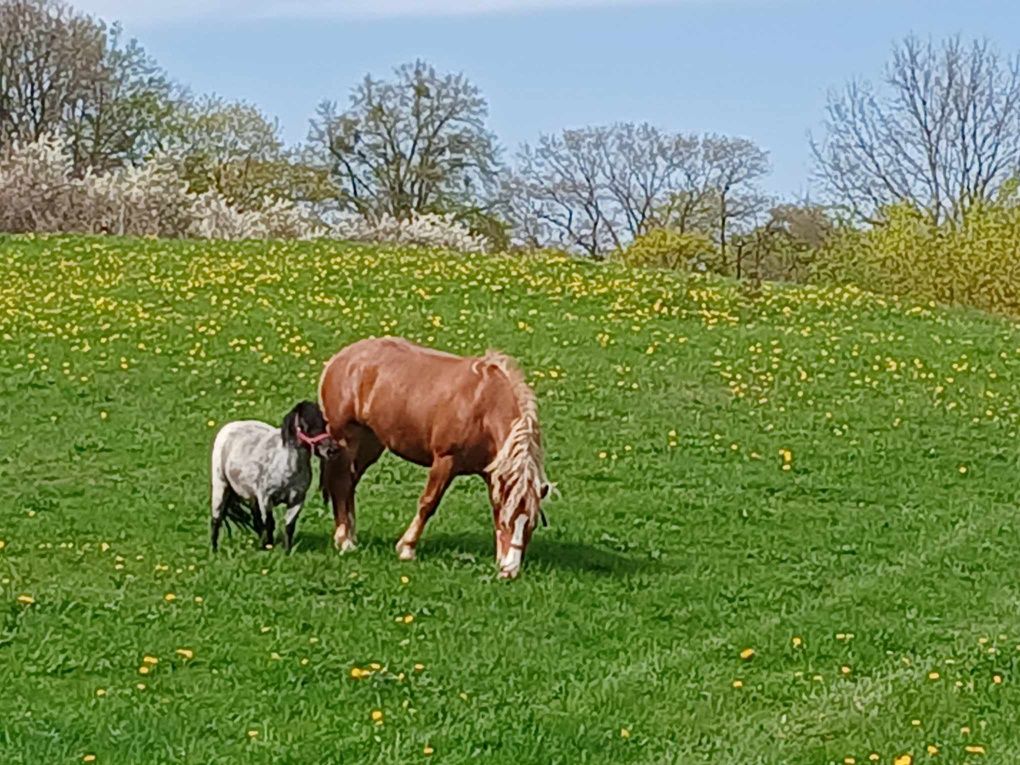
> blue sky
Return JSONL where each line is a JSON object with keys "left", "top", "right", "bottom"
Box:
{"left": 77, "top": 0, "right": 1020, "bottom": 197}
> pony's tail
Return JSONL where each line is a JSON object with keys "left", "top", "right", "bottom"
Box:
{"left": 222, "top": 500, "right": 255, "bottom": 535}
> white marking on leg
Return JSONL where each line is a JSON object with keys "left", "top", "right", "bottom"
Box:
{"left": 284, "top": 503, "right": 302, "bottom": 526}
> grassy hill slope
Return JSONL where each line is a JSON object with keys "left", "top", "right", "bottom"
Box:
{"left": 2, "top": 236, "right": 1020, "bottom": 764}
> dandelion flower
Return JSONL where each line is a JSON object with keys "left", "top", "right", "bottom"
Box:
{"left": 142, "top": 656, "right": 158, "bottom": 665}
{"left": 739, "top": 648, "right": 755, "bottom": 660}
{"left": 620, "top": 728, "right": 631, "bottom": 739}
{"left": 893, "top": 755, "right": 912, "bottom": 765}
{"left": 791, "top": 636, "right": 803, "bottom": 648}
{"left": 163, "top": 593, "right": 176, "bottom": 602}
{"left": 928, "top": 671, "right": 940, "bottom": 681}
{"left": 175, "top": 648, "right": 194, "bottom": 660}
{"left": 371, "top": 709, "right": 384, "bottom": 724}
{"left": 964, "top": 745, "right": 985, "bottom": 755}
{"left": 83, "top": 755, "right": 96, "bottom": 763}
{"left": 423, "top": 744, "right": 434, "bottom": 755}
{"left": 926, "top": 745, "right": 939, "bottom": 755}
{"left": 731, "top": 679, "right": 743, "bottom": 689}
{"left": 16, "top": 594, "right": 33, "bottom": 605}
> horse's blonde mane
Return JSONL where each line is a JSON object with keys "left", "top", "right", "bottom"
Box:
{"left": 481, "top": 351, "right": 547, "bottom": 528}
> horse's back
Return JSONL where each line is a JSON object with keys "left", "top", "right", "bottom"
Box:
{"left": 319, "top": 337, "right": 519, "bottom": 469}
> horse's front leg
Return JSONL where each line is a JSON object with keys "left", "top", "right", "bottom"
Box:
{"left": 325, "top": 455, "right": 358, "bottom": 553}
{"left": 396, "top": 456, "right": 454, "bottom": 561}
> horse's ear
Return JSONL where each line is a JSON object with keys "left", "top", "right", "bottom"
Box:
{"left": 540, "top": 483, "right": 550, "bottom": 500}
{"left": 281, "top": 406, "right": 300, "bottom": 447}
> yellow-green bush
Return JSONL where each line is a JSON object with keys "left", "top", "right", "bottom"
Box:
{"left": 614, "top": 228, "right": 716, "bottom": 272}
{"left": 812, "top": 194, "right": 1020, "bottom": 317}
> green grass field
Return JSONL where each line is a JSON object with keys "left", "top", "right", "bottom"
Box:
{"left": 2, "top": 236, "right": 1020, "bottom": 764}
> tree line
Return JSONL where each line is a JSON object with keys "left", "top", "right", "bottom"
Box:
{"left": 4, "top": 0, "right": 1020, "bottom": 305}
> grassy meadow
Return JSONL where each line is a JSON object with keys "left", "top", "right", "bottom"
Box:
{"left": 2, "top": 235, "right": 1020, "bottom": 764}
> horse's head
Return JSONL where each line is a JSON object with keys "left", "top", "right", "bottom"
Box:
{"left": 492, "top": 480, "right": 550, "bottom": 579}
{"left": 282, "top": 400, "right": 335, "bottom": 459}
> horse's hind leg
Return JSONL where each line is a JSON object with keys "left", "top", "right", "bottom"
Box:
{"left": 396, "top": 455, "right": 455, "bottom": 561}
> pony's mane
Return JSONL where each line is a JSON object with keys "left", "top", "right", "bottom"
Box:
{"left": 481, "top": 351, "right": 547, "bottom": 527}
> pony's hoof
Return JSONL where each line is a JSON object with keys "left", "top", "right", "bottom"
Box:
{"left": 396, "top": 543, "right": 416, "bottom": 561}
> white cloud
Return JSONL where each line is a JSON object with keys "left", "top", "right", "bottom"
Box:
{"left": 75, "top": 0, "right": 690, "bottom": 25}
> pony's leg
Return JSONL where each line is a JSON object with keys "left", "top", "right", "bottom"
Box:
{"left": 210, "top": 472, "right": 229, "bottom": 552}
{"left": 396, "top": 456, "right": 455, "bottom": 561}
{"left": 283, "top": 502, "right": 302, "bottom": 552}
{"left": 257, "top": 495, "right": 275, "bottom": 549}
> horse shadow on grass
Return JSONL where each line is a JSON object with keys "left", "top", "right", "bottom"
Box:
{"left": 294, "top": 528, "right": 653, "bottom": 577}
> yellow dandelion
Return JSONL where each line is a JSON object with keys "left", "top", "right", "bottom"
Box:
{"left": 893, "top": 755, "right": 913, "bottom": 765}
{"left": 868, "top": 755, "right": 879, "bottom": 763}
{"left": 841, "top": 665, "right": 851, "bottom": 675}
{"left": 175, "top": 648, "right": 194, "bottom": 660}
{"left": 964, "top": 745, "right": 985, "bottom": 755}
{"left": 731, "top": 679, "right": 743, "bottom": 689}
{"left": 414, "top": 663, "right": 425, "bottom": 672}
{"left": 16, "top": 594, "right": 34, "bottom": 605}
{"left": 163, "top": 593, "right": 176, "bottom": 602}
{"left": 138, "top": 666, "right": 149, "bottom": 675}
{"left": 400, "top": 575, "right": 410, "bottom": 585}
{"left": 142, "top": 656, "right": 158, "bottom": 665}
{"left": 423, "top": 744, "right": 434, "bottom": 755}
{"left": 928, "top": 671, "right": 940, "bottom": 680}
{"left": 926, "top": 745, "right": 939, "bottom": 755}
{"left": 403, "top": 614, "right": 414, "bottom": 624}
{"left": 371, "top": 709, "right": 384, "bottom": 724}
{"left": 791, "top": 636, "right": 803, "bottom": 648}
{"left": 739, "top": 648, "right": 755, "bottom": 660}
{"left": 83, "top": 755, "right": 96, "bottom": 763}
{"left": 0, "top": 540, "right": 6, "bottom": 550}
{"left": 247, "top": 730, "right": 259, "bottom": 738}
{"left": 95, "top": 688, "right": 106, "bottom": 697}
{"left": 993, "top": 674, "right": 1003, "bottom": 684}
{"left": 620, "top": 727, "right": 631, "bottom": 739}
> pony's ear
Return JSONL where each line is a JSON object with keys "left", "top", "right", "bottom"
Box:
{"left": 281, "top": 406, "right": 300, "bottom": 447}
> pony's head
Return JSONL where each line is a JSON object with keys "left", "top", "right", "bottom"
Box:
{"left": 281, "top": 400, "right": 334, "bottom": 459}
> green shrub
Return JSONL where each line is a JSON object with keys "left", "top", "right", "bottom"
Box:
{"left": 614, "top": 228, "right": 716, "bottom": 271}
{"left": 812, "top": 193, "right": 1020, "bottom": 317}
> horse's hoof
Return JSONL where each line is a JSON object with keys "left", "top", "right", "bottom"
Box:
{"left": 335, "top": 537, "right": 357, "bottom": 553}
{"left": 396, "top": 543, "right": 416, "bottom": 561}
{"left": 498, "top": 567, "right": 520, "bottom": 580}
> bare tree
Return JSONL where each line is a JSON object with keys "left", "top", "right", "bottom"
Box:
{"left": 307, "top": 60, "right": 499, "bottom": 221}
{"left": 505, "top": 124, "right": 770, "bottom": 258}
{"left": 813, "top": 35, "right": 1020, "bottom": 224}
{"left": 503, "top": 128, "right": 618, "bottom": 257}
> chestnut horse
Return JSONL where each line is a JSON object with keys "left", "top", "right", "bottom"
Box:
{"left": 318, "top": 337, "right": 549, "bottom": 579}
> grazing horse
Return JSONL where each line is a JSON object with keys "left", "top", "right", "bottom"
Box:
{"left": 318, "top": 337, "right": 550, "bottom": 579}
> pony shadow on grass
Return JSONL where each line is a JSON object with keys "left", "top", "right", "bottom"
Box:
{"left": 294, "top": 528, "right": 653, "bottom": 577}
